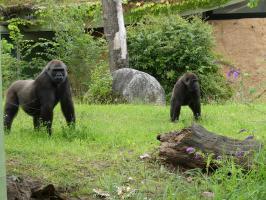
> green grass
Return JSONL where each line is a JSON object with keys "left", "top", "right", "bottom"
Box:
{"left": 4, "top": 103, "right": 266, "bottom": 199}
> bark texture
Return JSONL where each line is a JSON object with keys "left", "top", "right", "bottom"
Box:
{"left": 157, "top": 124, "right": 263, "bottom": 169}
{"left": 102, "top": 0, "right": 129, "bottom": 72}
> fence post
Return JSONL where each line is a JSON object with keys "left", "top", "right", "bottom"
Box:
{"left": 0, "top": 30, "right": 8, "bottom": 200}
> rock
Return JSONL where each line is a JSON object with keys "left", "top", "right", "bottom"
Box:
{"left": 112, "top": 68, "right": 166, "bottom": 105}
{"left": 201, "top": 191, "right": 214, "bottom": 199}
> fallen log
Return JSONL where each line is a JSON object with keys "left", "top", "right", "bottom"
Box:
{"left": 157, "top": 124, "right": 263, "bottom": 170}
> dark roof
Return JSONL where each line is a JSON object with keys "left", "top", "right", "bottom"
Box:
{"left": 204, "top": 0, "right": 266, "bottom": 20}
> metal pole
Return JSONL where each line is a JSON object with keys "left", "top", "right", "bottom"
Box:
{"left": 0, "top": 30, "right": 8, "bottom": 200}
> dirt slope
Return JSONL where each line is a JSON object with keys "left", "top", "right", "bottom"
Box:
{"left": 209, "top": 18, "right": 266, "bottom": 101}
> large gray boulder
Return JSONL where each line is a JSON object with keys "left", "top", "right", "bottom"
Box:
{"left": 112, "top": 68, "right": 166, "bottom": 105}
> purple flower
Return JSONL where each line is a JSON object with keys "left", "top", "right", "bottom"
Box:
{"left": 226, "top": 69, "right": 233, "bottom": 78}
{"left": 236, "top": 151, "right": 244, "bottom": 157}
{"left": 226, "top": 68, "right": 240, "bottom": 80}
{"left": 194, "top": 152, "right": 201, "bottom": 160}
{"left": 233, "top": 70, "right": 240, "bottom": 79}
{"left": 186, "top": 147, "right": 195, "bottom": 154}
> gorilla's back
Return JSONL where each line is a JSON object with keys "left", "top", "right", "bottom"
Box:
{"left": 11, "top": 80, "right": 40, "bottom": 116}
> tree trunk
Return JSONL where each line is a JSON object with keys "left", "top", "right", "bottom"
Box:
{"left": 157, "top": 124, "right": 263, "bottom": 170}
{"left": 101, "top": 0, "right": 129, "bottom": 72}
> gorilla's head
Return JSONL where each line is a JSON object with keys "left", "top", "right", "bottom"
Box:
{"left": 182, "top": 72, "right": 199, "bottom": 92}
{"left": 45, "top": 60, "right": 68, "bottom": 84}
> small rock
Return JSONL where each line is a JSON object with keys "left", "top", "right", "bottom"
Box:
{"left": 202, "top": 191, "right": 214, "bottom": 198}
{"left": 93, "top": 188, "right": 110, "bottom": 199}
{"left": 128, "top": 177, "right": 134, "bottom": 182}
{"left": 186, "top": 177, "right": 193, "bottom": 183}
{"left": 140, "top": 153, "right": 151, "bottom": 160}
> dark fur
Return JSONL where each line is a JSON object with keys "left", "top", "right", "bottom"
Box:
{"left": 170, "top": 72, "right": 201, "bottom": 122}
{"left": 4, "top": 60, "right": 75, "bottom": 135}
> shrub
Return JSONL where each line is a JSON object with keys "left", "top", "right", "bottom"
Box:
{"left": 83, "top": 63, "right": 114, "bottom": 104}
{"left": 1, "top": 37, "right": 56, "bottom": 90}
{"left": 2, "top": 3, "right": 107, "bottom": 98}
{"left": 1, "top": 39, "right": 19, "bottom": 89}
{"left": 37, "top": 3, "right": 107, "bottom": 97}
{"left": 127, "top": 15, "right": 233, "bottom": 101}
{"left": 199, "top": 73, "right": 233, "bottom": 102}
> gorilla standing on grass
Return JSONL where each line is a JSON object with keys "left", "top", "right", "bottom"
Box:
{"left": 4, "top": 59, "right": 75, "bottom": 135}
{"left": 170, "top": 72, "right": 201, "bottom": 122}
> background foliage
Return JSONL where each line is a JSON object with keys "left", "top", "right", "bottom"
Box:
{"left": 1, "top": 1, "right": 235, "bottom": 102}
{"left": 36, "top": 2, "right": 106, "bottom": 96}
{"left": 127, "top": 15, "right": 233, "bottom": 101}
{"left": 1, "top": 39, "right": 18, "bottom": 89}
{"left": 83, "top": 62, "right": 114, "bottom": 104}
{"left": 1, "top": 2, "right": 109, "bottom": 98}
{"left": 125, "top": 0, "right": 230, "bottom": 23}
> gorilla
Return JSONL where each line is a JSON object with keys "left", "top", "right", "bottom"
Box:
{"left": 4, "top": 59, "right": 75, "bottom": 135}
{"left": 170, "top": 72, "right": 201, "bottom": 122}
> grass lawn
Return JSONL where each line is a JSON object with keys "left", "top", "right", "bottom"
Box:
{"left": 4, "top": 103, "right": 266, "bottom": 199}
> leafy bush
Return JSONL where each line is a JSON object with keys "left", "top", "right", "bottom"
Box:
{"left": 199, "top": 73, "right": 233, "bottom": 102}
{"left": 37, "top": 3, "right": 107, "bottom": 97}
{"left": 83, "top": 63, "right": 114, "bottom": 104}
{"left": 18, "top": 39, "right": 55, "bottom": 80}
{"left": 2, "top": 3, "right": 107, "bottom": 98}
{"left": 1, "top": 36, "right": 56, "bottom": 90}
{"left": 1, "top": 39, "right": 19, "bottom": 89}
{"left": 127, "top": 15, "right": 233, "bottom": 101}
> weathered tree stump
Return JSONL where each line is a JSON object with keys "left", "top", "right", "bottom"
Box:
{"left": 157, "top": 124, "right": 263, "bottom": 170}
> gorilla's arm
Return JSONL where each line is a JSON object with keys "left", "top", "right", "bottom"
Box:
{"left": 60, "top": 80, "right": 75, "bottom": 126}
{"left": 170, "top": 99, "right": 181, "bottom": 122}
{"left": 4, "top": 86, "right": 19, "bottom": 131}
{"left": 192, "top": 98, "right": 201, "bottom": 120}
{"left": 170, "top": 83, "right": 185, "bottom": 122}
{"left": 39, "top": 91, "right": 55, "bottom": 135}
{"left": 40, "top": 105, "right": 53, "bottom": 135}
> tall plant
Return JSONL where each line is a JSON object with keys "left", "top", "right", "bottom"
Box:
{"left": 36, "top": 2, "right": 107, "bottom": 96}
{"left": 127, "top": 15, "right": 233, "bottom": 101}
{"left": 3, "top": 17, "right": 57, "bottom": 89}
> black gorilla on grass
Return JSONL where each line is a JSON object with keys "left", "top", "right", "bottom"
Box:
{"left": 4, "top": 59, "right": 75, "bottom": 135}
{"left": 170, "top": 72, "right": 201, "bottom": 122}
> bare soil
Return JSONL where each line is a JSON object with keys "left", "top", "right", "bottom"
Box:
{"left": 209, "top": 18, "right": 266, "bottom": 101}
